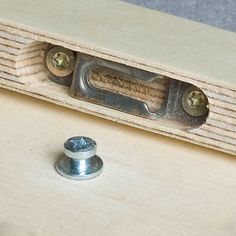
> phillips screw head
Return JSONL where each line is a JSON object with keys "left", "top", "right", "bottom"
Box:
{"left": 182, "top": 86, "right": 209, "bottom": 117}
{"left": 46, "top": 46, "right": 76, "bottom": 77}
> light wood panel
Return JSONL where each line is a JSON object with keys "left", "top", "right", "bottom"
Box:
{"left": 0, "top": 0, "right": 235, "bottom": 155}
{"left": 0, "top": 88, "right": 236, "bottom": 236}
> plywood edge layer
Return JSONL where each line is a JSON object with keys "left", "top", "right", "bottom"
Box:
{"left": 0, "top": 76, "right": 235, "bottom": 157}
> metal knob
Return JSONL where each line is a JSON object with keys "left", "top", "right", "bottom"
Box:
{"left": 56, "top": 137, "right": 103, "bottom": 181}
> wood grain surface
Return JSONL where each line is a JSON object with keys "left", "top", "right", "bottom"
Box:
{"left": 0, "top": 0, "right": 235, "bottom": 156}
{"left": 0, "top": 88, "right": 236, "bottom": 236}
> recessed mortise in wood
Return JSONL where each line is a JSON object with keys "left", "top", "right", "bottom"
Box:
{"left": 42, "top": 45, "right": 209, "bottom": 130}
{"left": 0, "top": 26, "right": 235, "bottom": 155}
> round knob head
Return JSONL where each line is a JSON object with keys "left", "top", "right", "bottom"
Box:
{"left": 64, "top": 137, "right": 97, "bottom": 160}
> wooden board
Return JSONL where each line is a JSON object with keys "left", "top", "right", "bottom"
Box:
{"left": 0, "top": 0, "right": 235, "bottom": 155}
{"left": 0, "top": 88, "right": 236, "bottom": 236}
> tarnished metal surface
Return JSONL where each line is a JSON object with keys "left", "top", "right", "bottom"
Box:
{"left": 70, "top": 53, "right": 208, "bottom": 128}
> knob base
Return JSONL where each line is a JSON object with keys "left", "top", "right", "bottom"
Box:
{"left": 56, "top": 155, "right": 103, "bottom": 181}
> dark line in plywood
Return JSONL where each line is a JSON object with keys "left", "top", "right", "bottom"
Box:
{"left": 211, "top": 110, "right": 236, "bottom": 120}
{"left": 0, "top": 29, "right": 33, "bottom": 43}
{"left": 200, "top": 126, "right": 236, "bottom": 145}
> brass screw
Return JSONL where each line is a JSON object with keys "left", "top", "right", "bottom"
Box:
{"left": 46, "top": 46, "right": 76, "bottom": 77}
{"left": 182, "top": 86, "right": 209, "bottom": 117}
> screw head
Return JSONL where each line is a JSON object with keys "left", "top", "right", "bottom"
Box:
{"left": 53, "top": 52, "right": 70, "bottom": 69}
{"left": 56, "top": 137, "right": 103, "bottom": 181}
{"left": 46, "top": 46, "right": 76, "bottom": 77}
{"left": 64, "top": 136, "right": 97, "bottom": 160}
{"left": 182, "top": 86, "right": 209, "bottom": 117}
